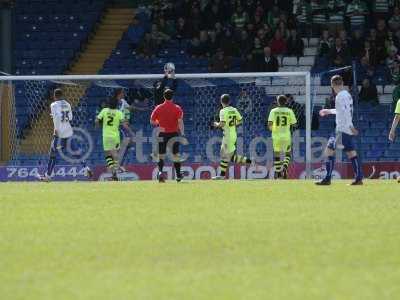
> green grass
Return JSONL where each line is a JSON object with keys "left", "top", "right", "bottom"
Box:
{"left": 0, "top": 180, "right": 399, "bottom": 300}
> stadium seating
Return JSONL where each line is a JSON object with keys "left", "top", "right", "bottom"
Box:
{"left": 13, "top": 0, "right": 105, "bottom": 136}
{"left": 14, "top": 0, "right": 105, "bottom": 75}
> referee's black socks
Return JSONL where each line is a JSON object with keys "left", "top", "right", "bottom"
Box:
{"left": 174, "top": 162, "right": 182, "bottom": 179}
{"left": 158, "top": 159, "right": 164, "bottom": 173}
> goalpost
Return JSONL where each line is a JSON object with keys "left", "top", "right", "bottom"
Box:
{"left": 0, "top": 72, "right": 312, "bottom": 179}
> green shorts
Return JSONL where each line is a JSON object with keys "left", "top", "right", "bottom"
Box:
{"left": 272, "top": 137, "right": 292, "bottom": 153}
{"left": 221, "top": 136, "right": 237, "bottom": 156}
{"left": 103, "top": 136, "right": 120, "bottom": 151}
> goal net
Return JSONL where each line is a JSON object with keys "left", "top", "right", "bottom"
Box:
{"left": 0, "top": 72, "right": 313, "bottom": 179}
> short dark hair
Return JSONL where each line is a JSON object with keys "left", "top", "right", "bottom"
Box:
{"left": 163, "top": 89, "right": 174, "bottom": 100}
{"left": 277, "top": 95, "right": 287, "bottom": 107}
{"left": 331, "top": 75, "right": 344, "bottom": 86}
{"left": 285, "top": 93, "right": 293, "bottom": 99}
{"left": 108, "top": 98, "right": 118, "bottom": 109}
{"left": 54, "top": 88, "right": 63, "bottom": 99}
{"left": 220, "top": 94, "right": 230, "bottom": 105}
{"left": 113, "top": 88, "right": 124, "bottom": 100}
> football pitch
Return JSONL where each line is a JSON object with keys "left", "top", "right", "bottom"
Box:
{"left": 0, "top": 180, "right": 399, "bottom": 300}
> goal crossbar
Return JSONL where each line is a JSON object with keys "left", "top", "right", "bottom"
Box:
{"left": 0, "top": 72, "right": 309, "bottom": 81}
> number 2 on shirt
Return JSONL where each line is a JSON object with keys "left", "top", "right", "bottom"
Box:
{"left": 107, "top": 116, "right": 114, "bottom": 126}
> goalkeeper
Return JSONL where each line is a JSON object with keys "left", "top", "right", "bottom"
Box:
{"left": 212, "top": 94, "right": 253, "bottom": 180}
{"left": 268, "top": 95, "right": 297, "bottom": 179}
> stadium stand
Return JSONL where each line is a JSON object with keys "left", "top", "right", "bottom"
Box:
{"left": 9, "top": 0, "right": 400, "bottom": 164}
{"left": 13, "top": 0, "right": 106, "bottom": 141}
{"left": 17, "top": 6, "right": 136, "bottom": 156}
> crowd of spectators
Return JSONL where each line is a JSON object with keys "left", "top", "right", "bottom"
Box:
{"left": 312, "top": 0, "right": 400, "bottom": 95}
{"left": 132, "top": 0, "right": 400, "bottom": 98}
{"left": 135, "top": 0, "right": 300, "bottom": 72}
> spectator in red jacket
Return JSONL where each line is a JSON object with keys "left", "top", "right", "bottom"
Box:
{"left": 269, "top": 30, "right": 287, "bottom": 55}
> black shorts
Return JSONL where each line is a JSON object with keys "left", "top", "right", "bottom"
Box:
{"left": 158, "top": 132, "right": 180, "bottom": 155}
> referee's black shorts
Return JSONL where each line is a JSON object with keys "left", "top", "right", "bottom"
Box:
{"left": 158, "top": 132, "right": 180, "bottom": 155}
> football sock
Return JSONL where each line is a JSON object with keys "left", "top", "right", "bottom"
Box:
{"left": 174, "top": 162, "right": 182, "bottom": 178}
{"left": 325, "top": 156, "right": 335, "bottom": 181}
{"left": 113, "top": 160, "right": 120, "bottom": 172}
{"left": 106, "top": 155, "right": 114, "bottom": 170}
{"left": 158, "top": 159, "right": 164, "bottom": 173}
{"left": 219, "top": 160, "right": 229, "bottom": 177}
{"left": 120, "top": 147, "right": 128, "bottom": 166}
{"left": 46, "top": 155, "right": 56, "bottom": 176}
{"left": 282, "top": 152, "right": 291, "bottom": 173}
{"left": 231, "top": 154, "right": 251, "bottom": 164}
{"left": 120, "top": 142, "right": 133, "bottom": 166}
{"left": 351, "top": 156, "right": 363, "bottom": 181}
{"left": 282, "top": 168, "right": 288, "bottom": 179}
{"left": 273, "top": 156, "right": 283, "bottom": 179}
